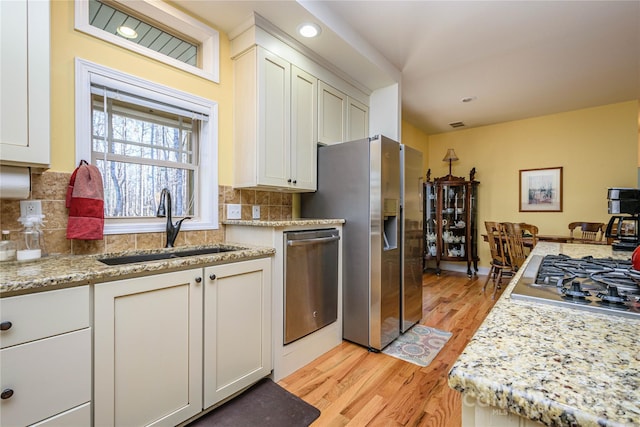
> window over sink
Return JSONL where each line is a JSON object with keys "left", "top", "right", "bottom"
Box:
{"left": 75, "top": 58, "right": 219, "bottom": 234}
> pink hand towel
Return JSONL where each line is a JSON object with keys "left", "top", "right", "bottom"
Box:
{"left": 66, "top": 160, "right": 104, "bottom": 240}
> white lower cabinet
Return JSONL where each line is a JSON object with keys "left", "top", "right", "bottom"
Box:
{"left": 94, "top": 259, "right": 272, "bottom": 426}
{"left": 203, "top": 258, "right": 272, "bottom": 408}
{"left": 94, "top": 269, "right": 203, "bottom": 427}
{"left": 0, "top": 287, "right": 91, "bottom": 427}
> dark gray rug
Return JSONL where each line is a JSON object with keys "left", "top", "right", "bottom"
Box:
{"left": 186, "top": 378, "right": 320, "bottom": 427}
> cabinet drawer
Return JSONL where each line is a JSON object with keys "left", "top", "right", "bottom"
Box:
{"left": 0, "top": 286, "right": 89, "bottom": 349}
{"left": 31, "top": 402, "right": 91, "bottom": 427}
{"left": 0, "top": 328, "right": 92, "bottom": 427}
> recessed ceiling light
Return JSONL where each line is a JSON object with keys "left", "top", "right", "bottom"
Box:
{"left": 297, "top": 23, "right": 321, "bottom": 38}
{"left": 461, "top": 96, "right": 477, "bottom": 103}
{"left": 116, "top": 25, "right": 138, "bottom": 39}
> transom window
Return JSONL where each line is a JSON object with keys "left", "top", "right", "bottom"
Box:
{"left": 76, "top": 58, "right": 218, "bottom": 234}
{"left": 87, "top": 0, "right": 198, "bottom": 67}
{"left": 75, "top": 0, "right": 219, "bottom": 82}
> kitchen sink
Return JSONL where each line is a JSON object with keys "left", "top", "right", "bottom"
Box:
{"left": 98, "top": 247, "right": 238, "bottom": 266}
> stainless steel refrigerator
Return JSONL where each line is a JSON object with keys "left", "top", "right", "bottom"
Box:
{"left": 400, "top": 144, "right": 424, "bottom": 332}
{"left": 301, "top": 135, "right": 401, "bottom": 351}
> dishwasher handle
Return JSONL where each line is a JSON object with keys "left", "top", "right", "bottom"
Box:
{"left": 287, "top": 235, "right": 340, "bottom": 246}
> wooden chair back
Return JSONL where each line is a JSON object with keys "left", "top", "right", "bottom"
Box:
{"left": 519, "top": 223, "right": 539, "bottom": 246}
{"left": 483, "top": 221, "right": 513, "bottom": 298}
{"left": 485, "top": 221, "right": 507, "bottom": 264}
{"left": 568, "top": 222, "right": 605, "bottom": 242}
{"left": 502, "top": 222, "right": 527, "bottom": 270}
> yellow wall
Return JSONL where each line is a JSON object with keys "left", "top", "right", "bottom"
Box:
{"left": 49, "top": 1, "right": 235, "bottom": 185}
{"left": 401, "top": 120, "right": 429, "bottom": 174}
{"left": 428, "top": 100, "right": 639, "bottom": 268}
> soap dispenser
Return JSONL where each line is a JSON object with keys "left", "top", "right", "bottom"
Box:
{"left": 0, "top": 230, "right": 16, "bottom": 262}
{"left": 16, "top": 216, "right": 45, "bottom": 261}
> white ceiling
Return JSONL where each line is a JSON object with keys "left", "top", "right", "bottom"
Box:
{"left": 173, "top": 0, "right": 640, "bottom": 135}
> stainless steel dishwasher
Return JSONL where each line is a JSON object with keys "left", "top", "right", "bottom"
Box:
{"left": 284, "top": 228, "right": 340, "bottom": 345}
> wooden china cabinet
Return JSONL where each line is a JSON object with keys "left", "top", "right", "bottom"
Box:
{"left": 424, "top": 169, "right": 479, "bottom": 276}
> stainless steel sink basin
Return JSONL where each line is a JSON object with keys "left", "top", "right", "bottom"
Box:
{"left": 98, "top": 247, "right": 238, "bottom": 266}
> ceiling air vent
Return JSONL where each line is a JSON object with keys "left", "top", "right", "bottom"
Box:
{"left": 449, "top": 121, "right": 465, "bottom": 128}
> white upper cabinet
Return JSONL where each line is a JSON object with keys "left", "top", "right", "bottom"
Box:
{"left": 290, "top": 66, "right": 318, "bottom": 190}
{"left": 347, "top": 97, "right": 369, "bottom": 141}
{"left": 318, "top": 81, "right": 347, "bottom": 145}
{"left": 233, "top": 46, "right": 317, "bottom": 192}
{"left": 0, "top": 0, "right": 50, "bottom": 168}
{"left": 318, "top": 81, "right": 369, "bottom": 145}
{"left": 230, "top": 15, "right": 369, "bottom": 190}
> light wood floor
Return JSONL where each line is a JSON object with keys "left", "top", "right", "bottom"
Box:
{"left": 279, "top": 270, "right": 505, "bottom": 427}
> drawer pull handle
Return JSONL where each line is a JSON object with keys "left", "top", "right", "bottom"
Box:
{"left": 0, "top": 321, "right": 12, "bottom": 331}
{"left": 195, "top": 277, "right": 202, "bottom": 283}
{"left": 1, "top": 389, "right": 14, "bottom": 399}
{"left": 209, "top": 274, "right": 216, "bottom": 280}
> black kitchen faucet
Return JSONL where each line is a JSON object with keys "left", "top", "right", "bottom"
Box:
{"left": 156, "top": 188, "right": 191, "bottom": 248}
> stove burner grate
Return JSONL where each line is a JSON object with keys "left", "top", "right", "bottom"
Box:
{"left": 511, "top": 254, "right": 640, "bottom": 319}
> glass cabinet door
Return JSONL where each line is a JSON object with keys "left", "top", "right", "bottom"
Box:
{"left": 424, "top": 182, "right": 437, "bottom": 258}
{"left": 440, "top": 184, "right": 467, "bottom": 259}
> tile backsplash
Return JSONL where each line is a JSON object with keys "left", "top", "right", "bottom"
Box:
{"left": 0, "top": 170, "right": 292, "bottom": 255}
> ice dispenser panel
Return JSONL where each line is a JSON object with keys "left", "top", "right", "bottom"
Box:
{"left": 383, "top": 198, "right": 398, "bottom": 250}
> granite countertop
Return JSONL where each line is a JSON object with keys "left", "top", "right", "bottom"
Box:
{"left": 448, "top": 242, "right": 640, "bottom": 426}
{"left": 0, "top": 243, "right": 275, "bottom": 297}
{"left": 223, "top": 219, "right": 345, "bottom": 227}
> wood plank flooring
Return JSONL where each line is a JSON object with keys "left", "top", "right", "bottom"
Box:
{"left": 279, "top": 270, "right": 504, "bottom": 427}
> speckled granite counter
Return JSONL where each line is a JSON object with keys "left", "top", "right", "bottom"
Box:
{"left": 0, "top": 243, "right": 275, "bottom": 297}
{"left": 448, "top": 242, "right": 640, "bottom": 426}
{"left": 223, "top": 219, "right": 345, "bottom": 227}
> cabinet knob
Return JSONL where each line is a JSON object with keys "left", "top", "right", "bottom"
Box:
{"left": 292, "top": 180, "right": 297, "bottom": 184}
{"left": 209, "top": 274, "right": 217, "bottom": 280}
{"left": 1, "top": 389, "right": 14, "bottom": 400}
{"left": 287, "top": 179, "right": 292, "bottom": 183}
{"left": 195, "top": 277, "right": 202, "bottom": 283}
{"left": 0, "top": 321, "right": 12, "bottom": 331}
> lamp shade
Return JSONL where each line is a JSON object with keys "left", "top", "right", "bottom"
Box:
{"left": 442, "top": 149, "right": 459, "bottom": 162}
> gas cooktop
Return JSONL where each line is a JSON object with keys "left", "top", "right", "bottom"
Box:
{"left": 511, "top": 254, "right": 640, "bottom": 319}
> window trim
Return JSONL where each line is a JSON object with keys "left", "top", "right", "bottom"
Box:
{"left": 75, "top": 58, "right": 219, "bottom": 234}
{"left": 74, "top": 0, "right": 220, "bottom": 83}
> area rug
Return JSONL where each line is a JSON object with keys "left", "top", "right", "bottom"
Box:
{"left": 186, "top": 378, "right": 320, "bottom": 427}
{"left": 382, "top": 324, "right": 452, "bottom": 367}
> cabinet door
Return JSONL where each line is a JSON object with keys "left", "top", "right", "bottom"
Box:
{"left": 203, "top": 258, "right": 272, "bottom": 408}
{"left": 291, "top": 66, "right": 317, "bottom": 191}
{"left": 0, "top": 0, "right": 49, "bottom": 167}
{"left": 258, "top": 48, "right": 291, "bottom": 187}
{"left": 94, "top": 270, "right": 203, "bottom": 427}
{"left": 318, "top": 81, "right": 347, "bottom": 145}
{"left": 347, "top": 97, "right": 369, "bottom": 141}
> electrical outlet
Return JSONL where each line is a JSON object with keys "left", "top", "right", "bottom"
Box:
{"left": 227, "top": 204, "right": 241, "bottom": 220}
{"left": 20, "top": 200, "right": 42, "bottom": 217}
{"left": 252, "top": 205, "right": 261, "bottom": 220}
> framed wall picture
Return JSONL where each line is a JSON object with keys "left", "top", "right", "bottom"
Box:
{"left": 519, "top": 167, "right": 563, "bottom": 212}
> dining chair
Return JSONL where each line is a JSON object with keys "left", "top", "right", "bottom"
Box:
{"left": 518, "top": 223, "right": 539, "bottom": 247}
{"left": 483, "top": 221, "right": 512, "bottom": 299}
{"left": 502, "top": 222, "right": 528, "bottom": 271}
{"left": 568, "top": 222, "right": 605, "bottom": 242}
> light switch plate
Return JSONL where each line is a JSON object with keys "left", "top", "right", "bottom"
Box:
{"left": 227, "top": 204, "right": 241, "bottom": 220}
{"left": 252, "top": 205, "right": 260, "bottom": 220}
